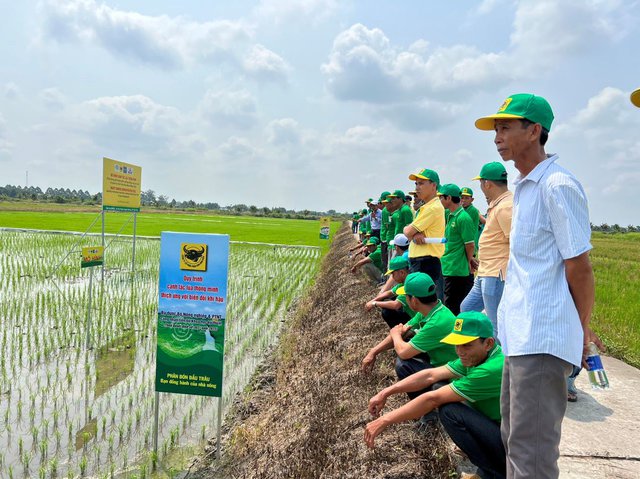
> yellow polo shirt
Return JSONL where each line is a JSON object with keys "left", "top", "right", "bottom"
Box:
{"left": 477, "top": 190, "right": 513, "bottom": 278}
{"left": 408, "top": 197, "right": 446, "bottom": 258}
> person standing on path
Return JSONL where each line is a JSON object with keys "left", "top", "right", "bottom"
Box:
{"left": 460, "top": 162, "right": 512, "bottom": 340}
{"left": 475, "top": 93, "right": 602, "bottom": 479}
{"left": 403, "top": 169, "right": 446, "bottom": 299}
{"left": 438, "top": 183, "right": 476, "bottom": 316}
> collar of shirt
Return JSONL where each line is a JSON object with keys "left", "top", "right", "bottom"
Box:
{"left": 422, "top": 300, "right": 444, "bottom": 322}
{"left": 447, "top": 206, "right": 463, "bottom": 222}
{"left": 514, "top": 153, "right": 558, "bottom": 186}
{"left": 487, "top": 190, "right": 512, "bottom": 211}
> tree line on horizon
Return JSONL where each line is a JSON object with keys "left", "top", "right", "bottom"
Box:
{"left": 0, "top": 184, "right": 345, "bottom": 220}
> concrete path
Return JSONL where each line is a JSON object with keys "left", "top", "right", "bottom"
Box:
{"left": 559, "top": 355, "right": 640, "bottom": 478}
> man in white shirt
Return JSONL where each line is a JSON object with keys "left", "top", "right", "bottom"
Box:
{"left": 475, "top": 93, "right": 602, "bottom": 479}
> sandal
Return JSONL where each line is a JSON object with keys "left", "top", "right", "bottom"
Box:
{"left": 567, "top": 391, "right": 578, "bottom": 402}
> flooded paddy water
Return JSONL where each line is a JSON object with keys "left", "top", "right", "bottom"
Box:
{"left": 0, "top": 230, "right": 321, "bottom": 478}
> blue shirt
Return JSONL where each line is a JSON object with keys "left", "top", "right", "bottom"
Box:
{"left": 497, "top": 155, "right": 592, "bottom": 367}
{"left": 363, "top": 209, "right": 382, "bottom": 230}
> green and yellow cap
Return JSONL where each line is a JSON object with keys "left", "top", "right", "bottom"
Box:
{"left": 475, "top": 93, "right": 554, "bottom": 132}
{"left": 379, "top": 191, "right": 391, "bottom": 202}
{"left": 441, "top": 311, "right": 494, "bottom": 345}
{"left": 472, "top": 162, "right": 508, "bottom": 181}
{"left": 366, "top": 238, "right": 378, "bottom": 246}
{"left": 409, "top": 168, "right": 440, "bottom": 187}
{"left": 403, "top": 272, "right": 436, "bottom": 297}
{"left": 387, "top": 189, "right": 405, "bottom": 200}
{"left": 437, "top": 183, "right": 461, "bottom": 197}
{"left": 631, "top": 88, "right": 640, "bottom": 108}
{"left": 460, "top": 187, "right": 473, "bottom": 197}
{"left": 385, "top": 256, "right": 409, "bottom": 275}
{"left": 395, "top": 286, "right": 406, "bottom": 295}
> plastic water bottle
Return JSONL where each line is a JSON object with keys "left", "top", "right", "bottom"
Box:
{"left": 585, "top": 342, "right": 610, "bottom": 390}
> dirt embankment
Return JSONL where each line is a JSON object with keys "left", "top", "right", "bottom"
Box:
{"left": 189, "top": 224, "right": 455, "bottom": 479}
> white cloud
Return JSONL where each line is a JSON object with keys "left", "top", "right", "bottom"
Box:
{"left": 3, "top": 82, "right": 20, "bottom": 99}
{"left": 39, "top": 0, "right": 290, "bottom": 83}
{"left": 39, "top": 87, "right": 67, "bottom": 111}
{"left": 200, "top": 89, "right": 258, "bottom": 129}
{"left": 0, "top": 114, "right": 13, "bottom": 161}
{"left": 242, "top": 44, "right": 290, "bottom": 84}
{"left": 322, "top": 2, "right": 631, "bottom": 130}
{"left": 552, "top": 87, "right": 640, "bottom": 222}
{"left": 253, "top": 0, "right": 340, "bottom": 26}
{"left": 219, "top": 136, "right": 259, "bottom": 162}
{"left": 266, "top": 118, "right": 300, "bottom": 145}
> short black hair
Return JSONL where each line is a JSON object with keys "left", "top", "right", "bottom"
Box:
{"left": 442, "top": 195, "right": 461, "bottom": 204}
{"left": 408, "top": 294, "right": 438, "bottom": 305}
{"left": 396, "top": 244, "right": 409, "bottom": 252}
{"left": 486, "top": 179, "right": 508, "bottom": 187}
{"left": 520, "top": 119, "right": 549, "bottom": 146}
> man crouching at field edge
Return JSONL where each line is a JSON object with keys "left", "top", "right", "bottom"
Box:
{"left": 364, "top": 311, "right": 506, "bottom": 479}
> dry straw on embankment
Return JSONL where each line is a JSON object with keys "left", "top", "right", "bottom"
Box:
{"left": 189, "top": 224, "right": 454, "bottom": 479}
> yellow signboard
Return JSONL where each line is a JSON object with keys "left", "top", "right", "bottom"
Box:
{"left": 81, "top": 246, "right": 104, "bottom": 268}
{"left": 102, "top": 157, "right": 142, "bottom": 212}
{"left": 319, "top": 217, "right": 330, "bottom": 240}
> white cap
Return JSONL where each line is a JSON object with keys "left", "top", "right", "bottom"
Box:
{"left": 390, "top": 233, "right": 409, "bottom": 247}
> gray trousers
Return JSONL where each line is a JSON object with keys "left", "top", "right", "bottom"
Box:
{"left": 501, "top": 354, "right": 572, "bottom": 479}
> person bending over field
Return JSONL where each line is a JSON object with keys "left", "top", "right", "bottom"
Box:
{"left": 364, "top": 311, "right": 506, "bottom": 479}
{"left": 365, "top": 257, "right": 416, "bottom": 328}
{"left": 361, "top": 273, "right": 457, "bottom": 398}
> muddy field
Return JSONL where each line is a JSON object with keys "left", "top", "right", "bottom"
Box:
{"left": 189, "top": 225, "right": 456, "bottom": 479}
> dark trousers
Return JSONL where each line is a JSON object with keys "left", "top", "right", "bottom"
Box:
{"left": 439, "top": 402, "right": 506, "bottom": 479}
{"left": 352, "top": 221, "right": 358, "bottom": 234}
{"left": 444, "top": 274, "right": 474, "bottom": 315}
{"left": 380, "top": 241, "right": 389, "bottom": 273}
{"left": 381, "top": 307, "right": 411, "bottom": 329}
{"left": 371, "top": 229, "right": 381, "bottom": 240}
{"left": 409, "top": 256, "right": 444, "bottom": 300}
{"left": 395, "top": 356, "right": 433, "bottom": 399}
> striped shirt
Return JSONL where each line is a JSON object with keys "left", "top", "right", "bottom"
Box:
{"left": 497, "top": 154, "right": 592, "bottom": 366}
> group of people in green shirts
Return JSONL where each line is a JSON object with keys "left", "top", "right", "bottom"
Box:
{"left": 351, "top": 171, "right": 506, "bottom": 479}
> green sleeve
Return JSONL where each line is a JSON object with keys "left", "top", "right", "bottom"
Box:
{"left": 409, "top": 317, "right": 449, "bottom": 353}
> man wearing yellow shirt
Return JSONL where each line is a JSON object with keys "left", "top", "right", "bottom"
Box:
{"left": 403, "top": 168, "right": 446, "bottom": 300}
{"left": 460, "top": 162, "right": 512, "bottom": 340}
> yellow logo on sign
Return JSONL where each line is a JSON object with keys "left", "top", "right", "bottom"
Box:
{"left": 454, "top": 319, "right": 464, "bottom": 331}
{"left": 180, "top": 243, "right": 208, "bottom": 271}
{"left": 498, "top": 98, "right": 512, "bottom": 112}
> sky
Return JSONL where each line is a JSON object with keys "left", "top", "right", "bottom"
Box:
{"left": 1, "top": 0, "right": 639, "bottom": 225}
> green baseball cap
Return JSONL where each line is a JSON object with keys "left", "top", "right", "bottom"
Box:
{"left": 403, "top": 272, "right": 436, "bottom": 297}
{"left": 437, "top": 183, "right": 461, "bottom": 197}
{"left": 379, "top": 191, "right": 391, "bottom": 202}
{"left": 387, "top": 189, "right": 405, "bottom": 200}
{"left": 360, "top": 209, "right": 367, "bottom": 214}
{"left": 385, "top": 256, "right": 409, "bottom": 275}
{"left": 366, "top": 239, "right": 378, "bottom": 246}
{"left": 409, "top": 168, "right": 440, "bottom": 187}
{"left": 460, "top": 187, "right": 473, "bottom": 197}
{"left": 631, "top": 88, "right": 640, "bottom": 108}
{"left": 368, "top": 236, "right": 380, "bottom": 245}
{"left": 475, "top": 93, "right": 554, "bottom": 132}
{"left": 441, "top": 311, "right": 494, "bottom": 345}
{"left": 472, "top": 162, "right": 508, "bottom": 181}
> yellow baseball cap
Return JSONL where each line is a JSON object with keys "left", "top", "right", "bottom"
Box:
{"left": 631, "top": 88, "right": 640, "bottom": 108}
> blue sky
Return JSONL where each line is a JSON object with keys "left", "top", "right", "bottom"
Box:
{"left": 1, "top": 0, "right": 639, "bottom": 225}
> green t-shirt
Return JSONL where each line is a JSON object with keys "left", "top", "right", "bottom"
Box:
{"left": 368, "top": 246, "right": 383, "bottom": 270}
{"left": 380, "top": 207, "right": 389, "bottom": 242}
{"left": 445, "top": 344, "right": 504, "bottom": 422}
{"left": 441, "top": 207, "right": 476, "bottom": 277}
{"left": 394, "top": 204, "right": 414, "bottom": 236}
{"left": 405, "top": 301, "right": 458, "bottom": 367}
{"left": 391, "top": 283, "right": 417, "bottom": 318}
{"left": 386, "top": 212, "right": 396, "bottom": 243}
{"left": 464, "top": 204, "right": 481, "bottom": 251}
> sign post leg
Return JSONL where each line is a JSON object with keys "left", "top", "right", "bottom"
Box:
{"left": 153, "top": 391, "right": 160, "bottom": 457}
{"left": 86, "top": 268, "right": 93, "bottom": 349}
{"left": 216, "top": 396, "right": 223, "bottom": 460}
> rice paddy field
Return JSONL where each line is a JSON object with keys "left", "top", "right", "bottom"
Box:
{"left": 0, "top": 209, "right": 333, "bottom": 478}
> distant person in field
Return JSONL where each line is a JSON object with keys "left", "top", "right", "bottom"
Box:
{"left": 364, "top": 311, "right": 506, "bottom": 479}
{"left": 351, "top": 211, "right": 359, "bottom": 234}
{"left": 631, "top": 88, "right": 640, "bottom": 107}
{"left": 364, "top": 257, "right": 416, "bottom": 328}
{"left": 475, "top": 93, "right": 602, "bottom": 478}
{"left": 403, "top": 169, "right": 446, "bottom": 300}
{"left": 351, "top": 238, "right": 384, "bottom": 283}
{"left": 460, "top": 162, "right": 512, "bottom": 342}
{"left": 363, "top": 200, "right": 382, "bottom": 241}
{"left": 362, "top": 273, "right": 457, "bottom": 393}
{"left": 378, "top": 191, "right": 392, "bottom": 272}
{"left": 438, "top": 184, "right": 476, "bottom": 316}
